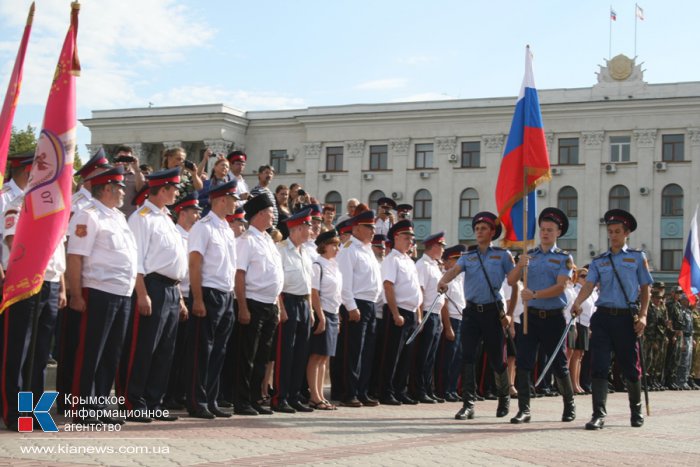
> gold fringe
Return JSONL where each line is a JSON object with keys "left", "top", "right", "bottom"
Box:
{"left": 0, "top": 285, "right": 41, "bottom": 315}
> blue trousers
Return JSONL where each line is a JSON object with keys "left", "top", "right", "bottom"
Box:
{"left": 411, "top": 313, "right": 442, "bottom": 397}
{"left": 339, "top": 299, "right": 377, "bottom": 400}
{"left": 435, "top": 317, "right": 463, "bottom": 396}
{"left": 377, "top": 307, "right": 417, "bottom": 399}
{"left": 516, "top": 309, "right": 570, "bottom": 378}
{"left": 272, "top": 294, "right": 310, "bottom": 406}
{"left": 461, "top": 306, "right": 507, "bottom": 374}
{"left": 590, "top": 310, "right": 641, "bottom": 381}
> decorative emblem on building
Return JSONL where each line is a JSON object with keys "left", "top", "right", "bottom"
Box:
{"left": 483, "top": 134, "right": 505, "bottom": 151}
{"left": 435, "top": 136, "right": 457, "bottom": 153}
{"left": 390, "top": 138, "right": 410, "bottom": 154}
{"left": 345, "top": 140, "right": 365, "bottom": 155}
{"left": 596, "top": 54, "right": 644, "bottom": 83}
{"left": 632, "top": 129, "right": 657, "bottom": 148}
{"left": 582, "top": 131, "right": 605, "bottom": 148}
{"left": 303, "top": 142, "right": 322, "bottom": 157}
{"left": 687, "top": 128, "right": 700, "bottom": 146}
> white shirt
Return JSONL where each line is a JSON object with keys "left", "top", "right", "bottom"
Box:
{"left": 188, "top": 211, "right": 236, "bottom": 293}
{"left": 382, "top": 248, "right": 422, "bottom": 312}
{"left": 0, "top": 179, "right": 23, "bottom": 268}
{"left": 501, "top": 279, "right": 524, "bottom": 324}
{"left": 416, "top": 254, "right": 445, "bottom": 314}
{"left": 176, "top": 224, "right": 191, "bottom": 298}
{"left": 71, "top": 186, "right": 92, "bottom": 213}
{"left": 278, "top": 238, "right": 313, "bottom": 295}
{"left": 128, "top": 200, "right": 188, "bottom": 281}
{"left": 563, "top": 283, "right": 578, "bottom": 319}
{"left": 577, "top": 283, "right": 597, "bottom": 327}
{"left": 67, "top": 199, "right": 137, "bottom": 297}
{"left": 236, "top": 225, "right": 284, "bottom": 304}
{"left": 374, "top": 217, "right": 392, "bottom": 236}
{"left": 375, "top": 258, "right": 386, "bottom": 318}
{"left": 303, "top": 239, "right": 320, "bottom": 262}
{"left": 445, "top": 273, "right": 466, "bottom": 320}
{"left": 312, "top": 256, "right": 342, "bottom": 314}
{"left": 233, "top": 173, "right": 249, "bottom": 195}
{"left": 336, "top": 236, "right": 382, "bottom": 311}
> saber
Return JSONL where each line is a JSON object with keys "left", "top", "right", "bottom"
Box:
{"left": 406, "top": 293, "right": 441, "bottom": 345}
{"left": 635, "top": 319, "right": 651, "bottom": 415}
{"left": 443, "top": 294, "right": 463, "bottom": 316}
{"left": 535, "top": 313, "right": 576, "bottom": 387}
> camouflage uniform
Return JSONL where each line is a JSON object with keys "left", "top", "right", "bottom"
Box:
{"left": 691, "top": 306, "right": 700, "bottom": 384}
{"left": 644, "top": 298, "right": 668, "bottom": 389}
{"left": 675, "top": 304, "right": 694, "bottom": 387}
{"left": 664, "top": 298, "right": 684, "bottom": 388}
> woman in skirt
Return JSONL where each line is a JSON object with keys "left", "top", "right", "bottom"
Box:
{"left": 307, "top": 230, "right": 343, "bottom": 410}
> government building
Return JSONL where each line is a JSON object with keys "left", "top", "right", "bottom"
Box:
{"left": 81, "top": 55, "right": 700, "bottom": 284}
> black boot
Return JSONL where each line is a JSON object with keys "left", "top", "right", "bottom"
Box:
{"left": 494, "top": 370, "right": 510, "bottom": 418}
{"left": 627, "top": 379, "right": 644, "bottom": 427}
{"left": 510, "top": 369, "right": 531, "bottom": 424}
{"left": 556, "top": 375, "right": 576, "bottom": 422}
{"left": 585, "top": 378, "right": 608, "bottom": 430}
{"left": 455, "top": 364, "right": 475, "bottom": 420}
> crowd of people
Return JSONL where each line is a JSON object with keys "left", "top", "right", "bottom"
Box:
{"left": 0, "top": 146, "right": 699, "bottom": 432}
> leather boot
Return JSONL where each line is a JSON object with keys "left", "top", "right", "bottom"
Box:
{"left": 510, "top": 369, "right": 531, "bottom": 424}
{"left": 556, "top": 375, "right": 576, "bottom": 422}
{"left": 455, "top": 364, "right": 475, "bottom": 420}
{"left": 627, "top": 379, "right": 644, "bottom": 427}
{"left": 585, "top": 378, "right": 608, "bottom": 430}
{"left": 494, "top": 370, "right": 510, "bottom": 418}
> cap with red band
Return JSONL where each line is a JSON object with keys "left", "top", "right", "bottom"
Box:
{"left": 171, "top": 192, "right": 202, "bottom": 213}
{"left": 76, "top": 147, "right": 111, "bottom": 178}
{"left": 85, "top": 166, "right": 126, "bottom": 187}
{"left": 208, "top": 180, "right": 239, "bottom": 200}
{"left": 423, "top": 231, "right": 446, "bottom": 247}
{"left": 604, "top": 209, "right": 637, "bottom": 232}
{"left": 285, "top": 207, "right": 312, "bottom": 228}
{"left": 227, "top": 150, "right": 247, "bottom": 163}
{"left": 146, "top": 167, "right": 181, "bottom": 188}
{"left": 471, "top": 211, "right": 502, "bottom": 240}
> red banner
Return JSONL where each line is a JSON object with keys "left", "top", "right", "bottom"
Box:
{"left": 0, "top": 2, "right": 80, "bottom": 314}
{"left": 0, "top": 2, "right": 35, "bottom": 188}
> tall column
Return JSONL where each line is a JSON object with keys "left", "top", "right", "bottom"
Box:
{"left": 481, "top": 134, "right": 505, "bottom": 212}
{"left": 435, "top": 137, "right": 457, "bottom": 243}
{"left": 580, "top": 131, "right": 605, "bottom": 260}
{"left": 303, "top": 142, "right": 322, "bottom": 200}
{"left": 389, "top": 138, "right": 410, "bottom": 206}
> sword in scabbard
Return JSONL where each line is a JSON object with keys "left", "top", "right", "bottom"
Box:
{"left": 534, "top": 313, "right": 576, "bottom": 387}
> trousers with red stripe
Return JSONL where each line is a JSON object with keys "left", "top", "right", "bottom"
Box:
{"left": 117, "top": 276, "right": 180, "bottom": 411}
{"left": 272, "top": 294, "right": 310, "bottom": 406}
{"left": 1, "top": 282, "right": 59, "bottom": 429}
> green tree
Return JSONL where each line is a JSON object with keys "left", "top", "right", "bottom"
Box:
{"left": 74, "top": 146, "right": 82, "bottom": 172}
{"left": 9, "top": 124, "right": 37, "bottom": 155}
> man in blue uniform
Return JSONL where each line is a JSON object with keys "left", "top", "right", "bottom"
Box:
{"left": 511, "top": 207, "right": 576, "bottom": 424}
{"left": 438, "top": 212, "right": 519, "bottom": 420}
{"left": 572, "top": 209, "right": 653, "bottom": 430}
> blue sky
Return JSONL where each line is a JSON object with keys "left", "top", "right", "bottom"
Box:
{"left": 0, "top": 0, "right": 697, "bottom": 160}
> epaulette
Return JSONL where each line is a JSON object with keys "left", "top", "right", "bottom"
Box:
{"left": 626, "top": 248, "right": 642, "bottom": 253}
{"left": 343, "top": 240, "right": 352, "bottom": 249}
{"left": 527, "top": 247, "right": 538, "bottom": 254}
{"left": 553, "top": 248, "right": 570, "bottom": 256}
{"left": 199, "top": 215, "right": 211, "bottom": 223}
{"left": 466, "top": 245, "right": 478, "bottom": 252}
{"left": 84, "top": 205, "right": 96, "bottom": 212}
{"left": 138, "top": 206, "right": 151, "bottom": 217}
{"left": 593, "top": 251, "right": 608, "bottom": 260}
{"left": 491, "top": 246, "right": 505, "bottom": 251}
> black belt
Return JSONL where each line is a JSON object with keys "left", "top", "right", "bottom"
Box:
{"left": 528, "top": 307, "right": 563, "bottom": 319}
{"left": 466, "top": 302, "right": 500, "bottom": 313}
{"left": 145, "top": 272, "right": 180, "bottom": 286}
{"left": 283, "top": 292, "right": 309, "bottom": 301}
{"left": 597, "top": 306, "right": 633, "bottom": 316}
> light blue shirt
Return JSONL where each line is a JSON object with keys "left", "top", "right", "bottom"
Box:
{"left": 526, "top": 245, "right": 573, "bottom": 310}
{"left": 457, "top": 245, "right": 514, "bottom": 305}
{"left": 587, "top": 245, "right": 653, "bottom": 309}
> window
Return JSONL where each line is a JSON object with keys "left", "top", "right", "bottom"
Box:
{"left": 610, "top": 136, "right": 631, "bottom": 162}
{"left": 325, "top": 191, "right": 342, "bottom": 215}
{"left": 558, "top": 138, "right": 579, "bottom": 165}
{"left": 415, "top": 143, "right": 433, "bottom": 169}
{"left": 662, "top": 134, "right": 684, "bottom": 162}
{"left": 608, "top": 185, "right": 630, "bottom": 211}
{"left": 369, "top": 145, "right": 388, "bottom": 170}
{"left": 661, "top": 184, "right": 683, "bottom": 216}
{"left": 270, "top": 150, "right": 287, "bottom": 174}
{"left": 557, "top": 238, "right": 577, "bottom": 263}
{"left": 461, "top": 142, "right": 480, "bottom": 168}
{"left": 414, "top": 189, "right": 432, "bottom": 219}
{"left": 459, "top": 188, "right": 479, "bottom": 219}
{"left": 661, "top": 238, "right": 683, "bottom": 271}
{"left": 557, "top": 186, "right": 578, "bottom": 218}
{"left": 368, "top": 190, "right": 385, "bottom": 208}
{"left": 326, "top": 146, "right": 343, "bottom": 172}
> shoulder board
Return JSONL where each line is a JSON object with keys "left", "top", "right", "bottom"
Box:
{"left": 0, "top": 186, "right": 10, "bottom": 194}
{"left": 84, "top": 205, "right": 96, "bottom": 212}
{"left": 467, "top": 245, "right": 478, "bottom": 252}
{"left": 199, "top": 216, "right": 212, "bottom": 223}
{"left": 553, "top": 248, "right": 570, "bottom": 256}
{"left": 343, "top": 240, "right": 352, "bottom": 248}
{"left": 491, "top": 246, "right": 504, "bottom": 251}
{"left": 527, "top": 247, "right": 538, "bottom": 254}
{"left": 279, "top": 239, "right": 288, "bottom": 247}
{"left": 138, "top": 207, "right": 151, "bottom": 217}
{"left": 593, "top": 252, "right": 608, "bottom": 260}
{"left": 627, "top": 248, "right": 642, "bottom": 253}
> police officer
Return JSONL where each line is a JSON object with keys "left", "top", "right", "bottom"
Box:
{"left": 185, "top": 180, "right": 239, "bottom": 419}
{"left": 572, "top": 209, "right": 653, "bottom": 430}
{"left": 117, "top": 168, "right": 188, "bottom": 422}
{"left": 510, "top": 207, "right": 576, "bottom": 424}
{"left": 413, "top": 231, "right": 447, "bottom": 403}
{"left": 234, "top": 195, "right": 284, "bottom": 415}
{"left": 66, "top": 166, "right": 137, "bottom": 425}
{"left": 335, "top": 210, "right": 383, "bottom": 407}
{"left": 377, "top": 220, "right": 423, "bottom": 405}
{"left": 272, "top": 208, "right": 314, "bottom": 413}
{"left": 437, "top": 212, "right": 518, "bottom": 420}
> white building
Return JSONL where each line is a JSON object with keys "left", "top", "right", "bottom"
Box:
{"left": 82, "top": 55, "right": 700, "bottom": 283}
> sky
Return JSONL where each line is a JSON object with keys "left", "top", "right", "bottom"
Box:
{"left": 0, "top": 0, "right": 698, "bottom": 161}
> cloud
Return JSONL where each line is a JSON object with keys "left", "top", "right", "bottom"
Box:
{"left": 396, "top": 55, "right": 436, "bottom": 66}
{"left": 354, "top": 78, "right": 407, "bottom": 91}
{"left": 148, "top": 85, "right": 306, "bottom": 110}
{"left": 392, "top": 92, "right": 456, "bottom": 103}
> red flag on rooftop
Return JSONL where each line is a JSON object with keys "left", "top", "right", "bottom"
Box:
{"left": 0, "top": 2, "right": 80, "bottom": 314}
{"left": 0, "top": 2, "right": 35, "bottom": 188}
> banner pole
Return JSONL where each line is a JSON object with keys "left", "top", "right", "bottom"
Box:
{"left": 522, "top": 168, "right": 529, "bottom": 335}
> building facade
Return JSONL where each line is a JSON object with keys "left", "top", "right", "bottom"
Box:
{"left": 81, "top": 55, "right": 700, "bottom": 283}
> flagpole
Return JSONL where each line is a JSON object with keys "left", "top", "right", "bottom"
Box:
{"left": 634, "top": 3, "right": 638, "bottom": 57}
{"left": 522, "top": 168, "right": 529, "bottom": 335}
{"left": 609, "top": 6, "right": 613, "bottom": 59}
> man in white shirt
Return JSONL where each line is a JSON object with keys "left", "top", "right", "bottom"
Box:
{"left": 413, "top": 231, "right": 447, "bottom": 404}
{"left": 227, "top": 151, "right": 249, "bottom": 200}
{"left": 117, "top": 168, "right": 188, "bottom": 423}
{"left": 234, "top": 195, "right": 284, "bottom": 416}
{"left": 66, "top": 166, "right": 138, "bottom": 425}
{"left": 271, "top": 208, "right": 314, "bottom": 413}
{"left": 335, "top": 210, "right": 383, "bottom": 407}
{"left": 335, "top": 198, "right": 359, "bottom": 226}
{"left": 376, "top": 220, "right": 423, "bottom": 405}
{"left": 185, "top": 180, "right": 238, "bottom": 419}
{"left": 374, "top": 197, "right": 396, "bottom": 236}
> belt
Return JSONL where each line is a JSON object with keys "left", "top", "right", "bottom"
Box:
{"left": 283, "top": 292, "right": 309, "bottom": 301}
{"left": 597, "top": 306, "right": 633, "bottom": 316}
{"left": 145, "top": 272, "right": 180, "bottom": 286}
{"left": 528, "top": 307, "right": 563, "bottom": 319}
{"left": 466, "top": 302, "right": 500, "bottom": 313}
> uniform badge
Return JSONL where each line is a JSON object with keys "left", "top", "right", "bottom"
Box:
{"left": 623, "top": 258, "right": 636, "bottom": 263}
{"left": 4, "top": 215, "right": 14, "bottom": 230}
{"left": 75, "top": 224, "right": 87, "bottom": 238}
{"left": 139, "top": 207, "right": 151, "bottom": 217}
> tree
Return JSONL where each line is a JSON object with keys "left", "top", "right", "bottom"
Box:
{"left": 9, "top": 124, "right": 37, "bottom": 155}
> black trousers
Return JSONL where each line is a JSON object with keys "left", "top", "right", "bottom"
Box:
{"left": 516, "top": 310, "right": 569, "bottom": 379}
{"left": 233, "top": 299, "right": 278, "bottom": 409}
{"left": 272, "top": 294, "right": 310, "bottom": 406}
{"left": 461, "top": 305, "right": 507, "bottom": 374}
{"left": 411, "top": 313, "right": 442, "bottom": 397}
{"left": 377, "top": 307, "right": 417, "bottom": 399}
{"left": 339, "top": 299, "right": 377, "bottom": 400}
{"left": 164, "top": 302, "right": 189, "bottom": 404}
{"left": 72, "top": 288, "right": 131, "bottom": 411}
{"left": 185, "top": 287, "right": 234, "bottom": 413}
{"left": 117, "top": 275, "right": 180, "bottom": 411}
{"left": 1, "top": 281, "right": 59, "bottom": 427}
{"left": 55, "top": 306, "right": 81, "bottom": 413}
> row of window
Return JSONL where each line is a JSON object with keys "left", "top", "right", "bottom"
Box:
{"left": 268, "top": 133, "right": 687, "bottom": 173}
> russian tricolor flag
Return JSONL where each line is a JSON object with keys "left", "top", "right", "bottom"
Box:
{"left": 495, "top": 46, "right": 550, "bottom": 247}
{"left": 678, "top": 206, "right": 700, "bottom": 306}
